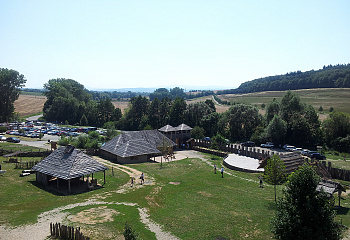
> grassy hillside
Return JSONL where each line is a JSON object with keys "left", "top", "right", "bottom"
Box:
{"left": 216, "top": 88, "right": 350, "bottom": 120}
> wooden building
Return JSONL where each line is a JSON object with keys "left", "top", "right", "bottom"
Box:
{"left": 32, "top": 145, "right": 108, "bottom": 193}
{"left": 100, "top": 130, "right": 176, "bottom": 164}
{"left": 159, "top": 123, "right": 192, "bottom": 147}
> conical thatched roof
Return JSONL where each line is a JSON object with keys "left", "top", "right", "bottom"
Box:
{"left": 158, "top": 124, "right": 177, "bottom": 132}
{"left": 176, "top": 123, "right": 192, "bottom": 131}
{"left": 32, "top": 145, "right": 108, "bottom": 180}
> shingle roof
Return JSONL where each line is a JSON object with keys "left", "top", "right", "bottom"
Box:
{"left": 114, "top": 139, "right": 160, "bottom": 157}
{"left": 100, "top": 130, "right": 175, "bottom": 157}
{"left": 158, "top": 124, "right": 177, "bottom": 132}
{"left": 316, "top": 179, "right": 346, "bottom": 195}
{"left": 32, "top": 145, "right": 108, "bottom": 180}
{"left": 176, "top": 123, "right": 192, "bottom": 131}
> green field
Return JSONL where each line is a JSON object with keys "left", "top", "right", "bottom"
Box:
{"left": 1, "top": 143, "right": 350, "bottom": 239}
{"left": 218, "top": 88, "right": 350, "bottom": 114}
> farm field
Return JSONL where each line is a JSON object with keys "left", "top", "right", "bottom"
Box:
{"left": 1, "top": 143, "right": 350, "bottom": 239}
{"left": 14, "top": 88, "right": 350, "bottom": 119}
{"left": 216, "top": 88, "right": 350, "bottom": 121}
{"left": 14, "top": 94, "right": 46, "bottom": 117}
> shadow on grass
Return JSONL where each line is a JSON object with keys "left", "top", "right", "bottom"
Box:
{"left": 28, "top": 180, "right": 104, "bottom": 196}
{"left": 267, "top": 201, "right": 278, "bottom": 211}
{"left": 335, "top": 206, "right": 350, "bottom": 215}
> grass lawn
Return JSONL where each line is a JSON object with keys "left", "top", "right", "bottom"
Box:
{"left": 1, "top": 147, "right": 350, "bottom": 239}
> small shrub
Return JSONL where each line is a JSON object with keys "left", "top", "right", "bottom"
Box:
{"left": 0, "top": 126, "right": 7, "bottom": 133}
{"left": 123, "top": 222, "right": 139, "bottom": 240}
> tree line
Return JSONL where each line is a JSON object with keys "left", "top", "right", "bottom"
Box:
{"left": 40, "top": 78, "right": 350, "bottom": 153}
{"left": 217, "top": 64, "right": 350, "bottom": 95}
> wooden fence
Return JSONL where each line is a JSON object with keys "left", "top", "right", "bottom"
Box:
{"left": 320, "top": 161, "right": 350, "bottom": 181}
{"left": 15, "top": 160, "right": 40, "bottom": 169}
{"left": 50, "top": 222, "right": 90, "bottom": 240}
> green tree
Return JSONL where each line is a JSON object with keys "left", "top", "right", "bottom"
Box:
{"left": 211, "top": 134, "right": 225, "bottom": 150}
{"left": 43, "top": 78, "right": 92, "bottom": 124}
{"left": 330, "top": 107, "right": 334, "bottom": 112}
{"left": 191, "top": 126, "right": 205, "bottom": 139}
{"left": 219, "top": 104, "right": 262, "bottom": 142}
{"left": 318, "top": 106, "right": 324, "bottom": 112}
{"left": 271, "top": 164, "right": 342, "bottom": 240}
{"left": 323, "top": 112, "right": 350, "bottom": 152}
{"left": 80, "top": 114, "right": 88, "bottom": 126}
{"left": 200, "top": 112, "right": 219, "bottom": 137}
{"left": 148, "top": 97, "right": 161, "bottom": 129}
{"left": 123, "top": 222, "right": 139, "bottom": 240}
{"left": 169, "top": 97, "right": 187, "bottom": 127}
{"left": 0, "top": 68, "right": 27, "bottom": 122}
{"left": 265, "top": 115, "right": 287, "bottom": 145}
{"left": 264, "top": 154, "right": 286, "bottom": 202}
{"left": 265, "top": 98, "right": 280, "bottom": 123}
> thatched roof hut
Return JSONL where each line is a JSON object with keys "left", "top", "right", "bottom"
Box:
{"left": 32, "top": 145, "right": 108, "bottom": 193}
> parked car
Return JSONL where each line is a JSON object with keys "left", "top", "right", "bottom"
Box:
{"left": 203, "top": 137, "right": 211, "bottom": 141}
{"left": 310, "top": 152, "right": 326, "bottom": 160}
{"left": 260, "top": 142, "right": 274, "bottom": 148}
{"left": 301, "top": 149, "right": 310, "bottom": 156}
{"left": 307, "top": 151, "right": 319, "bottom": 158}
{"left": 241, "top": 141, "right": 255, "bottom": 147}
{"left": 0, "top": 135, "right": 6, "bottom": 141}
{"left": 6, "top": 137, "right": 20, "bottom": 143}
{"left": 285, "top": 146, "right": 296, "bottom": 152}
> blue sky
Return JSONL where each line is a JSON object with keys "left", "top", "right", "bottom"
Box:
{"left": 1, "top": 0, "right": 349, "bottom": 90}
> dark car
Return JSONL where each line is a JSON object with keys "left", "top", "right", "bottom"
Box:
{"left": 6, "top": 137, "right": 20, "bottom": 143}
{"left": 310, "top": 152, "right": 326, "bottom": 160}
{"left": 241, "top": 141, "right": 255, "bottom": 147}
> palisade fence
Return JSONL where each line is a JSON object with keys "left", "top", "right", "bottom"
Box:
{"left": 320, "top": 161, "right": 350, "bottom": 181}
{"left": 50, "top": 222, "right": 90, "bottom": 240}
{"left": 193, "top": 139, "right": 277, "bottom": 160}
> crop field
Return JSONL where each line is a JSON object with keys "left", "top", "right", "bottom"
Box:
{"left": 111, "top": 100, "right": 130, "bottom": 113}
{"left": 1, "top": 143, "right": 350, "bottom": 239}
{"left": 14, "top": 94, "right": 46, "bottom": 117}
{"left": 216, "top": 88, "right": 350, "bottom": 121}
{"left": 14, "top": 88, "right": 350, "bottom": 119}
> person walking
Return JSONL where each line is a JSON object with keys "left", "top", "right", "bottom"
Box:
{"left": 221, "top": 167, "right": 224, "bottom": 178}
{"left": 140, "top": 172, "right": 145, "bottom": 185}
{"left": 214, "top": 164, "right": 217, "bottom": 174}
{"left": 131, "top": 177, "right": 134, "bottom": 187}
{"left": 259, "top": 175, "right": 263, "bottom": 188}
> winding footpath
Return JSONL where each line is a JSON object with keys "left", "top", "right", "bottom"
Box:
{"left": 0, "top": 150, "right": 262, "bottom": 240}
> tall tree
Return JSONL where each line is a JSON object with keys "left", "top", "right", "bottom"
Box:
{"left": 323, "top": 112, "right": 350, "bottom": 152}
{"left": 264, "top": 154, "right": 286, "bottom": 202}
{"left": 169, "top": 97, "right": 187, "bottom": 127}
{"left": 219, "top": 104, "right": 262, "bottom": 141}
{"left": 43, "top": 78, "right": 92, "bottom": 124}
{"left": 265, "top": 115, "right": 287, "bottom": 145}
{"left": 0, "top": 68, "right": 26, "bottom": 122}
{"left": 271, "top": 164, "right": 342, "bottom": 240}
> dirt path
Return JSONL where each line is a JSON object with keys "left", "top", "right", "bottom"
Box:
{"left": 0, "top": 157, "right": 179, "bottom": 240}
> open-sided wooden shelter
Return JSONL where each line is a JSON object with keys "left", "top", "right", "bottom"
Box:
{"left": 32, "top": 145, "right": 108, "bottom": 193}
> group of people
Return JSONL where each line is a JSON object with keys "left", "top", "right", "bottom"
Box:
{"left": 130, "top": 172, "right": 145, "bottom": 187}
{"left": 213, "top": 164, "right": 225, "bottom": 178}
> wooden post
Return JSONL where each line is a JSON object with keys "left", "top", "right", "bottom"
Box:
{"left": 104, "top": 170, "right": 106, "bottom": 184}
{"left": 92, "top": 173, "right": 94, "bottom": 180}
{"left": 57, "top": 178, "right": 59, "bottom": 190}
{"left": 68, "top": 179, "right": 71, "bottom": 193}
{"left": 112, "top": 167, "right": 114, "bottom": 176}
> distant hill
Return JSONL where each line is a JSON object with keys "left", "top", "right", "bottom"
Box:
{"left": 217, "top": 64, "right": 350, "bottom": 95}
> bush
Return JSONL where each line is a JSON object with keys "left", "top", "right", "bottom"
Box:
{"left": 0, "top": 126, "right": 7, "bottom": 133}
{"left": 123, "top": 222, "right": 139, "bottom": 240}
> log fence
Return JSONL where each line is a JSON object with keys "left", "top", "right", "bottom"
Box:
{"left": 50, "top": 222, "right": 90, "bottom": 240}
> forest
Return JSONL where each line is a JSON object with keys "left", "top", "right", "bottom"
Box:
{"left": 217, "top": 64, "right": 350, "bottom": 94}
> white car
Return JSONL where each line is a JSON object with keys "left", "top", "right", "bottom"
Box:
{"left": 0, "top": 135, "right": 6, "bottom": 141}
